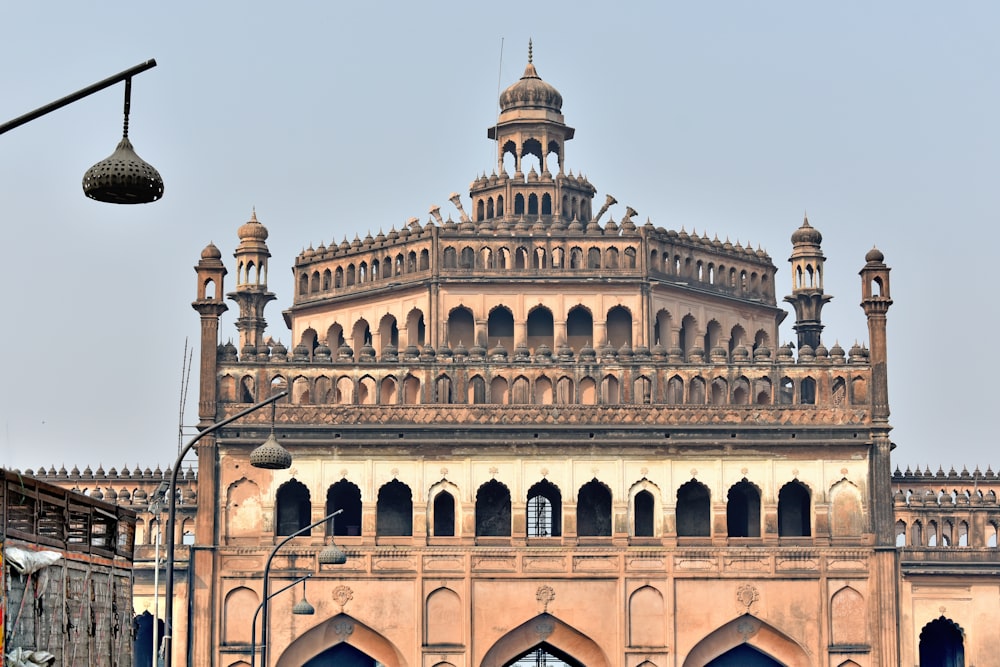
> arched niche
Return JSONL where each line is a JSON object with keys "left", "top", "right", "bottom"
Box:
{"left": 275, "top": 614, "right": 407, "bottom": 667}
{"left": 480, "top": 613, "right": 611, "bottom": 667}
{"left": 682, "top": 614, "right": 810, "bottom": 667}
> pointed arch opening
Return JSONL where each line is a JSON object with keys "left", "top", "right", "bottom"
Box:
{"left": 276, "top": 479, "right": 311, "bottom": 536}
{"left": 577, "top": 479, "right": 612, "bottom": 537}
{"left": 527, "top": 479, "right": 562, "bottom": 537}
{"left": 919, "top": 617, "right": 964, "bottom": 667}
{"left": 480, "top": 613, "right": 610, "bottom": 667}
{"left": 376, "top": 479, "right": 413, "bottom": 537}
{"left": 476, "top": 479, "right": 511, "bottom": 537}
{"left": 275, "top": 613, "right": 406, "bottom": 667}
{"left": 726, "top": 479, "right": 761, "bottom": 538}
{"left": 683, "top": 614, "right": 811, "bottom": 667}
{"left": 777, "top": 480, "right": 811, "bottom": 537}
{"left": 677, "top": 480, "right": 711, "bottom": 538}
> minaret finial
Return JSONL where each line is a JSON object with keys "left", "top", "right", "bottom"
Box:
{"left": 528, "top": 39, "right": 533, "bottom": 64}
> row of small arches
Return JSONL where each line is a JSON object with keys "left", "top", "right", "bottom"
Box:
{"left": 895, "top": 518, "right": 1000, "bottom": 548}
{"left": 473, "top": 191, "right": 593, "bottom": 222}
{"left": 295, "top": 244, "right": 771, "bottom": 300}
{"left": 227, "top": 371, "right": 866, "bottom": 408}
{"left": 237, "top": 476, "right": 866, "bottom": 540}
{"left": 442, "top": 244, "right": 637, "bottom": 271}
{"left": 296, "top": 305, "right": 777, "bottom": 364}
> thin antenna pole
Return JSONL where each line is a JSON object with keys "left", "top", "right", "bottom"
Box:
{"left": 177, "top": 339, "right": 193, "bottom": 456}
{"left": 492, "top": 37, "right": 504, "bottom": 171}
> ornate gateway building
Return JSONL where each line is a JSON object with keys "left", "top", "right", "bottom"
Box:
{"left": 25, "top": 48, "right": 996, "bottom": 667}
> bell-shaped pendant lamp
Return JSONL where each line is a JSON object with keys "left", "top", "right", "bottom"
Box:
{"left": 250, "top": 398, "right": 292, "bottom": 470}
{"left": 291, "top": 580, "right": 315, "bottom": 615}
{"left": 83, "top": 77, "right": 164, "bottom": 204}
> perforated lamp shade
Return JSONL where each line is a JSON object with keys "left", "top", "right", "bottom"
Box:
{"left": 82, "top": 76, "right": 163, "bottom": 204}
{"left": 292, "top": 599, "right": 315, "bottom": 615}
{"left": 83, "top": 135, "right": 163, "bottom": 204}
{"left": 250, "top": 433, "right": 292, "bottom": 470}
{"left": 292, "top": 580, "right": 315, "bottom": 615}
{"left": 318, "top": 543, "right": 348, "bottom": 565}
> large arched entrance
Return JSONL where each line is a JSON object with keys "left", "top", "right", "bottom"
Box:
{"left": 705, "top": 644, "right": 782, "bottom": 666}
{"left": 919, "top": 616, "right": 964, "bottom": 667}
{"left": 481, "top": 613, "right": 610, "bottom": 667}
{"left": 274, "top": 614, "right": 406, "bottom": 667}
{"left": 682, "top": 614, "right": 810, "bottom": 667}
{"left": 303, "top": 642, "right": 376, "bottom": 667}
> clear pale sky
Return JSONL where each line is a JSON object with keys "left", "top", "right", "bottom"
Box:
{"left": 1, "top": 3, "right": 996, "bottom": 474}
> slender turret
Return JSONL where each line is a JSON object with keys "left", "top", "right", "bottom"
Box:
{"left": 784, "top": 216, "right": 832, "bottom": 350}
{"left": 227, "top": 210, "right": 276, "bottom": 353}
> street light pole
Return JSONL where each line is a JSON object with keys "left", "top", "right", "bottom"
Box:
{"left": 162, "top": 390, "right": 289, "bottom": 667}
{"left": 249, "top": 574, "right": 311, "bottom": 667}
{"left": 1, "top": 59, "right": 164, "bottom": 204}
{"left": 260, "top": 509, "right": 344, "bottom": 667}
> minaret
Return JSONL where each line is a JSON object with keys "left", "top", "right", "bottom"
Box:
{"left": 192, "top": 242, "right": 228, "bottom": 426}
{"left": 784, "top": 216, "right": 832, "bottom": 349}
{"left": 860, "top": 246, "right": 899, "bottom": 665}
{"left": 227, "top": 210, "right": 276, "bottom": 352}
{"left": 860, "top": 246, "right": 892, "bottom": 420}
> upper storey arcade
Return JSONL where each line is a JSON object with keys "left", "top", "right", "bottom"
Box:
{"left": 283, "top": 49, "right": 783, "bottom": 353}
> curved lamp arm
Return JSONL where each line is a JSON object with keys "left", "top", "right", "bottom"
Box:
{"left": 162, "top": 390, "right": 288, "bottom": 667}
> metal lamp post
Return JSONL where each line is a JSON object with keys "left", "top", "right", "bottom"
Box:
{"left": 162, "top": 390, "right": 290, "bottom": 667}
{"left": 1, "top": 59, "right": 164, "bottom": 204}
{"left": 258, "top": 509, "right": 347, "bottom": 667}
{"left": 250, "top": 574, "right": 315, "bottom": 667}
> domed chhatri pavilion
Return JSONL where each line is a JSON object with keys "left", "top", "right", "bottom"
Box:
{"left": 20, "top": 47, "right": 1000, "bottom": 667}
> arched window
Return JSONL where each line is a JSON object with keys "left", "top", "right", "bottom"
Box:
{"left": 527, "top": 480, "right": 561, "bottom": 537}
{"left": 577, "top": 479, "right": 612, "bottom": 537}
{"left": 777, "top": 481, "right": 811, "bottom": 537}
{"left": 376, "top": 480, "right": 413, "bottom": 536}
{"left": 276, "top": 479, "right": 311, "bottom": 536}
{"left": 476, "top": 480, "right": 511, "bottom": 537}
{"left": 919, "top": 617, "right": 964, "bottom": 667}
{"left": 468, "top": 375, "right": 486, "bottom": 404}
{"left": 895, "top": 520, "right": 907, "bottom": 547}
{"left": 800, "top": 377, "right": 816, "bottom": 404}
{"left": 526, "top": 307, "right": 554, "bottom": 352}
{"left": 634, "top": 490, "right": 655, "bottom": 537}
{"left": 676, "top": 480, "right": 710, "bottom": 537}
{"left": 727, "top": 479, "right": 761, "bottom": 538}
{"left": 459, "top": 246, "right": 474, "bottom": 269}
{"left": 665, "top": 376, "right": 684, "bottom": 405}
{"left": 433, "top": 491, "right": 455, "bottom": 537}
{"left": 566, "top": 306, "right": 593, "bottom": 353}
{"left": 326, "top": 479, "right": 362, "bottom": 537}
{"left": 488, "top": 306, "right": 515, "bottom": 351}
{"left": 606, "top": 306, "right": 632, "bottom": 348}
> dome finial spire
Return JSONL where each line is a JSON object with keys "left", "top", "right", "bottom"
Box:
{"left": 528, "top": 38, "right": 533, "bottom": 64}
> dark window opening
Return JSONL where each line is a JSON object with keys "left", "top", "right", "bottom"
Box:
{"left": 276, "top": 479, "right": 311, "bottom": 536}
{"left": 433, "top": 491, "right": 455, "bottom": 537}
{"left": 577, "top": 479, "right": 612, "bottom": 537}
{"left": 326, "top": 479, "right": 362, "bottom": 537}
{"left": 676, "top": 480, "right": 711, "bottom": 537}
{"left": 376, "top": 479, "right": 413, "bottom": 536}
{"left": 476, "top": 480, "right": 512, "bottom": 536}
{"left": 634, "top": 490, "right": 655, "bottom": 537}
{"left": 727, "top": 479, "right": 761, "bottom": 538}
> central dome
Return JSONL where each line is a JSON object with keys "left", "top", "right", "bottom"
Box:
{"left": 499, "top": 49, "right": 563, "bottom": 114}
